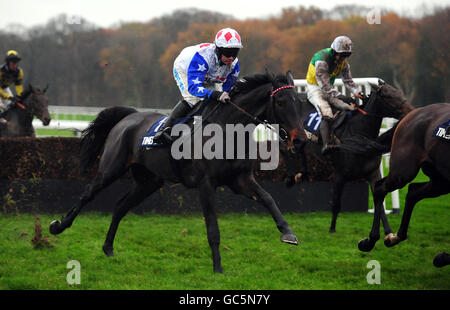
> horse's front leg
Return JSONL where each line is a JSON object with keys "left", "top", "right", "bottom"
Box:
{"left": 198, "top": 179, "right": 223, "bottom": 273}
{"left": 231, "top": 174, "right": 298, "bottom": 245}
{"left": 368, "top": 168, "right": 393, "bottom": 236}
{"left": 358, "top": 177, "right": 388, "bottom": 252}
{"left": 385, "top": 178, "right": 449, "bottom": 249}
{"left": 329, "top": 176, "right": 345, "bottom": 233}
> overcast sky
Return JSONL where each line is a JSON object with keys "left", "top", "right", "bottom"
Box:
{"left": 4, "top": 0, "right": 449, "bottom": 29}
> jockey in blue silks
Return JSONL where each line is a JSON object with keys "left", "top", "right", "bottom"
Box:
{"left": 153, "top": 28, "right": 243, "bottom": 144}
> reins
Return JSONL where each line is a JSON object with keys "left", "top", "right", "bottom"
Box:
{"left": 356, "top": 87, "right": 407, "bottom": 119}
{"left": 226, "top": 85, "right": 297, "bottom": 140}
{"left": 0, "top": 98, "right": 27, "bottom": 119}
{"left": 175, "top": 83, "right": 296, "bottom": 145}
{"left": 355, "top": 91, "right": 383, "bottom": 118}
{"left": 226, "top": 99, "right": 267, "bottom": 126}
{"left": 16, "top": 102, "right": 26, "bottom": 110}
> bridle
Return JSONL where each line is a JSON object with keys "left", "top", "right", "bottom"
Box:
{"left": 176, "top": 84, "right": 297, "bottom": 146}
{"left": 358, "top": 86, "right": 407, "bottom": 119}
{"left": 227, "top": 84, "right": 296, "bottom": 141}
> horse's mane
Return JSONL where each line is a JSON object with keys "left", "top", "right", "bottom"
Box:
{"left": 230, "top": 72, "right": 271, "bottom": 97}
{"left": 19, "top": 85, "right": 32, "bottom": 101}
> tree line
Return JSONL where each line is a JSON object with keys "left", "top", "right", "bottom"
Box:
{"left": 0, "top": 5, "right": 448, "bottom": 109}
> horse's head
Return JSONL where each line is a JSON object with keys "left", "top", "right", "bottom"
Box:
{"left": 369, "top": 79, "right": 414, "bottom": 119}
{"left": 268, "top": 71, "right": 306, "bottom": 153}
{"left": 22, "top": 84, "right": 51, "bottom": 126}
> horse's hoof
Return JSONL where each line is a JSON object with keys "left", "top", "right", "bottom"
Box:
{"left": 358, "top": 238, "right": 375, "bottom": 252}
{"left": 384, "top": 233, "right": 400, "bottom": 247}
{"left": 49, "top": 220, "right": 62, "bottom": 235}
{"left": 214, "top": 266, "right": 224, "bottom": 274}
{"left": 329, "top": 228, "right": 336, "bottom": 233}
{"left": 281, "top": 233, "right": 299, "bottom": 245}
{"left": 433, "top": 252, "right": 450, "bottom": 268}
{"left": 102, "top": 245, "right": 114, "bottom": 257}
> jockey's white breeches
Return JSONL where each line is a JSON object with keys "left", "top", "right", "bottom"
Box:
{"left": 0, "top": 88, "right": 13, "bottom": 113}
{"left": 306, "top": 83, "right": 333, "bottom": 119}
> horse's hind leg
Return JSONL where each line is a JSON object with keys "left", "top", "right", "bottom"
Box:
{"left": 50, "top": 147, "right": 130, "bottom": 235}
{"left": 103, "top": 165, "right": 163, "bottom": 257}
{"left": 329, "top": 176, "right": 345, "bottom": 233}
{"left": 50, "top": 173, "right": 118, "bottom": 235}
{"left": 368, "top": 168, "right": 393, "bottom": 236}
{"left": 198, "top": 179, "right": 223, "bottom": 273}
{"left": 358, "top": 175, "right": 396, "bottom": 252}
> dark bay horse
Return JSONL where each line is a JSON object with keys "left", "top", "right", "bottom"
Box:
{"left": 0, "top": 84, "right": 51, "bottom": 137}
{"left": 49, "top": 71, "right": 306, "bottom": 273}
{"left": 358, "top": 103, "right": 450, "bottom": 267}
{"left": 287, "top": 80, "right": 414, "bottom": 233}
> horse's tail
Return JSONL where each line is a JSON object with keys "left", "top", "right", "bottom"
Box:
{"left": 80, "top": 106, "right": 138, "bottom": 172}
{"left": 337, "top": 136, "right": 389, "bottom": 155}
{"left": 335, "top": 121, "right": 400, "bottom": 155}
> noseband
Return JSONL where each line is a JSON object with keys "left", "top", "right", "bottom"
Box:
{"left": 267, "top": 85, "right": 297, "bottom": 142}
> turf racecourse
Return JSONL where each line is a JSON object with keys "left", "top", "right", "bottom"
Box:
{"left": 0, "top": 190, "right": 448, "bottom": 290}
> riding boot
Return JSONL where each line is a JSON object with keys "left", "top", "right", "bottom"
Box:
{"left": 320, "top": 117, "right": 336, "bottom": 155}
{"left": 153, "top": 100, "right": 192, "bottom": 144}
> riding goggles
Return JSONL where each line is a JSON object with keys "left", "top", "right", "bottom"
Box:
{"left": 338, "top": 52, "right": 352, "bottom": 58}
{"left": 218, "top": 47, "right": 240, "bottom": 58}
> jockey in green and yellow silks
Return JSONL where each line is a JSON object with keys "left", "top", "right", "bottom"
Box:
{"left": 306, "top": 48, "right": 349, "bottom": 87}
{"left": 305, "top": 36, "right": 363, "bottom": 154}
{"left": 0, "top": 50, "right": 24, "bottom": 125}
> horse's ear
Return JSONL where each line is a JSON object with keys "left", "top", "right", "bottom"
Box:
{"left": 28, "top": 84, "right": 35, "bottom": 93}
{"left": 265, "top": 68, "right": 275, "bottom": 82}
{"left": 369, "top": 82, "right": 379, "bottom": 92}
{"left": 43, "top": 84, "right": 49, "bottom": 93}
{"left": 286, "top": 71, "right": 295, "bottom": 86}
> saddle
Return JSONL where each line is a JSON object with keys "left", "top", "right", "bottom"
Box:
{"left": 434, "top": 119, "right": 450, "bottom": 141}
{"left": 140, "top": 100, "right": 209, "bottom": 148}
{"left": 303, "top": 104, "right": 352, "bottom": 144}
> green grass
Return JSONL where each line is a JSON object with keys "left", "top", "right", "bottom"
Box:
{"left": 0, "top": 192, "right": 448, "bottom": 290}
{"left": 5, "top": 124, "right": 450, "bottom": 289}
{"left": 50, "top": 114, "right": 96, "bottom": 121}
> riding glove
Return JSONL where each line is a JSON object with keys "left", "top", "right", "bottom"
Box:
{"left": 337, "top": 94, "right": 355, "bottom": 104}
{"left": 218, "top": 92, "right": 230, "bottom": 103}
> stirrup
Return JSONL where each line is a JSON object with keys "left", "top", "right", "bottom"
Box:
{"left": 153, "top": 127, "right": 173, "bottom": 144}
